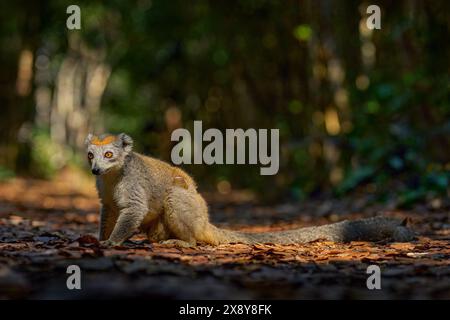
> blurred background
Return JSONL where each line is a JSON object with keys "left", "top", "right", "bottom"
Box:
{"left": 0, "top": 0, "right": 448, "bottom": 206}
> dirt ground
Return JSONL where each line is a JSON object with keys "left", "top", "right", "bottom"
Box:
{"left": 0, "top": 170, "right": 449, "bottom": 299}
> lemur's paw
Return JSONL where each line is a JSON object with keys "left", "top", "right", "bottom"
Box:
{"left": 100, "top": 239, "right": 122, "bottom": 247}
{"left": 159, "top": 239, "right": 195, "bottom": 248}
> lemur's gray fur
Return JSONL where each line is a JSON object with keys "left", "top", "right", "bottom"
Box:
{"left": 85, "top": 133, "right": 415, "bottom": 247}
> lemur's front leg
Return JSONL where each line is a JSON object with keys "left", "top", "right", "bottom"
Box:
{"left": 99, "top": 204, "right": 118, "bottom": 241}
{"left": 102, "top": 188, "right": 150, "bottom": 246}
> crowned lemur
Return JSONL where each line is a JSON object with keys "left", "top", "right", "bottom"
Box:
{"left": 85, "top": 133, "right": 415, "bottom": 247}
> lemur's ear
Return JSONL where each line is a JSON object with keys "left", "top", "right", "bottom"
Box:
{"left": 85, "top": 133, "right": 94, "bottom": 146}
{"left": 118, "top": 133, "right": 133, "bottom": 153}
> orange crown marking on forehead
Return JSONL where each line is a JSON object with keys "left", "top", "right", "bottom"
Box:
{"left": 91, "top": 135, "right": 116, "bottom": 146}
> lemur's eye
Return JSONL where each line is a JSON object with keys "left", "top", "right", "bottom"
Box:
{"left": 104, "top": 151, "right": 113, "bottom": 158}
{"left": 87, "top": 152, "right": 94, "bottom": 160}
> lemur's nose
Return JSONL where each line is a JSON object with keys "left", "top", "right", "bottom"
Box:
{"left": 91, "top": 168, "right": 100, "bottom": 175}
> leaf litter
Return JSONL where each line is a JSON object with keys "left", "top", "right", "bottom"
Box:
{"left": 0, "top": 176, "right": 448, "bottom": 299}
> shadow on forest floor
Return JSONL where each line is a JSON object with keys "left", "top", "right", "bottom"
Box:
{"left": 0, "top": 171, "right": 449, "bottom": 299}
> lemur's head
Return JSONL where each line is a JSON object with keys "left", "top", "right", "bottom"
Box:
{"left": 84, "top": 133, "right": 133, "bottom": 175}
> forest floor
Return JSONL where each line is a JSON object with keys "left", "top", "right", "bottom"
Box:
{"left": 0, "top": 169, "right": 449, "bottom": 299}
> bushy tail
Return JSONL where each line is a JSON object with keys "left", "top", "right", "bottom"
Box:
{"left": 205, "top": 216, "right": 414, "bottom": 245}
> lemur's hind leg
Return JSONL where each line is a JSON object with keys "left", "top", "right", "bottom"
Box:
{"left": 162, "top": 182, "right": 213, "bottom": 246}
{"left": 145, "top": 218, "right": 171, "bottom": 242}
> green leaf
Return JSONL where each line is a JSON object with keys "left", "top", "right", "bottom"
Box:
{"left": 293, "top": 25, "right": 312, "bottom": 41}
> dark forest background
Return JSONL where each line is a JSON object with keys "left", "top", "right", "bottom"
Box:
{"left": 0, "top": 0, "right": 448, "bottom": 205}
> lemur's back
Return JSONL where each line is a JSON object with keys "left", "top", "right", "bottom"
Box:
{"left": 134, "top": 152, "right": 197, "bottom": 191}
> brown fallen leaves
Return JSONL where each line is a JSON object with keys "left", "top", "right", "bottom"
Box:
{"left": 0, "top": 175, "right": 449, "bottom": 299}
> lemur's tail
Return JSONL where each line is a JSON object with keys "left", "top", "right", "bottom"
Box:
{"left": 204, "top": 216, "right": 415, "bottom": 245}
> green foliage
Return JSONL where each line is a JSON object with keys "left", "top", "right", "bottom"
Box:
{"left": 338, "top": 166, "right": 375, "bottom": 195}
{"left": 293, "top": 24, "right": 312, "bottom": 42}
{"left": 0, "top": 166, "right": 15, "bottom": 181}
{"left": 0, "top": 0, "right": 448, "bottom": 205}
{"left": 30, "top": 131, "right": 70, "bottom": 179}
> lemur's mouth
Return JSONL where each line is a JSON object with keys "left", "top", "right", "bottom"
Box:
{"left": 92, "top": 167, "right": 115, "bottom": 176}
